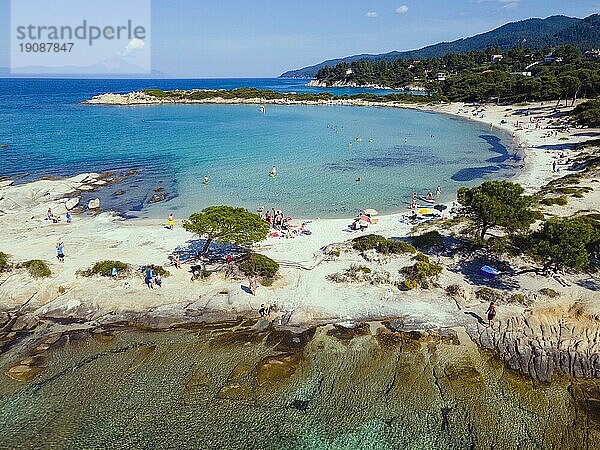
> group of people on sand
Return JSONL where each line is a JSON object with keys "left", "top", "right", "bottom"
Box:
{"left": 261, "top": 207, "right": 288, "bottom": 229}
{"left": 46, "top": 208, "right": 71, "bottom": 224}
{"left": 144, "top": 264, "right": 162, "bottom": 289}
{"left": 409, "top": 186, "right": 441, "bottom": 209}
{"left": 259, "top": 207, "right": 311, "bottom": 238}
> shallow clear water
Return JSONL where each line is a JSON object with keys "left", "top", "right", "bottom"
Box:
{"left": 0, "top": 324, "right": 598, "bottom": 449}
{"left": 0, "top": 78, "right": 517, "bottom": 218}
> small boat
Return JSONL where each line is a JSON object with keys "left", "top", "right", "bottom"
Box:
{"left": 419, "top": 196, "right": 436, "bottom": 204}
{"left": 1, "top": 143, "right": 8, "bottom": 148}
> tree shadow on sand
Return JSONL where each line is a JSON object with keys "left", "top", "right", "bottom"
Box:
{"left": 576, "top": 278, "right": 600, "bottom": 292}
{"left": 174, "top": 239, "right": 247, "bottom": 265}
{"left": 449, "top": 256, "right": 520, "bottom": 290}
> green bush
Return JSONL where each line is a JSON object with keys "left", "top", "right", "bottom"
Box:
{"left": 392, "top": 241, "right": 417, "bottom": 255}
{"left": 18, "top": 260, "right": 51, "bottom": 278}
{"left": 0, "top": 252, "right": 10, "bottom": 272}
{"left": 400, "top": 260, "right": 443, "bottom": 288}
{"left": 237, "top": 253, "right": 280, "bottom": 279}
{"left": 415, "top": 253, "right": 430, "bottom": 263}
{"left": 400, "top": 279, "right": 419, "bottom": 291}
{"left": 411, "top": 231, "right": 444, "bottom": 249}
{"left": 351, "top": 265, "right": 372, "bottom": 274}
{"left": 82, "top": 260, "right": 129, "bottom": 277}
{"left": 352, "top": 234, "right": 388, "bottom": 251}
{"left": 540, "top": 197, "right": 568, "bottom": 206}
{"left": 509, "top": 293, "right": 526, "bottom": 304}
{"left": 352, "top": 234, "right": 416, "bottom": 255}
{"left": 152, "top": 265, "right": 171, "bottom": 277}
{"left": 475, "top": 287, "right": 498, "bottom": 303}
{"left": 539, "top": 288, "right": 560, "bottom": 298}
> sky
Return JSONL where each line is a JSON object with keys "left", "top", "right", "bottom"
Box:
{"left": 1, "top": 0, "right": 599, "bottom": 77}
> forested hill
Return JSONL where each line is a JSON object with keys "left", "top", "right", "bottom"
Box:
{"left": 280, "top": 14, "right": 600, "bottom": 78}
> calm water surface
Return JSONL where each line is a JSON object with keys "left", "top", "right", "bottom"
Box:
{"left": 0, "top": 78, "right": 517, "bottom": 218}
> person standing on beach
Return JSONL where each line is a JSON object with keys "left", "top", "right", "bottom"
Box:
{"left": 552, "top": 160, "right": 557, "bottom": 173}
{"left": 486, "top": 302, "right": 497, "bottom": 328}
{"left": 168, "top": 213, "right": 174, "bottom": 230}
{"left": 56, "top": 241, "right": 65, "bottom": 262}
{"left": 249, "top": 275, "right": 257, "bottom": 296}
{"left": 145, "top": 265, "right": 154, "bottom": 289}
{"left": 435, "top": 185, "right": 441, "bottom": 200}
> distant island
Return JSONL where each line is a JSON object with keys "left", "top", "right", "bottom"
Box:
{"left": 281, "top": 14, "right": 600, "bottom": 78}
{"left": 84, "top": 87, "right": 433, "bottom": 106}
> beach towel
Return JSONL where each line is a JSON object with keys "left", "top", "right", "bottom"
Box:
{"left": 479, "top": 265, "right": 501, "bottom": 278}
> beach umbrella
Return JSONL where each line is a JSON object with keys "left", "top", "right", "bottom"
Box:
{"left": 362, "top": 208, "right": 379, "bottom": 216}
{"left": 434, "top": 204, "right": 448, "bottom": 212}
{"left": 359, "top": 215, "right": 372, "bottom": 223}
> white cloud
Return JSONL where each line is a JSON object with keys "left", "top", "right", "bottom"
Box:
{"left": 502, "top": 1, "right": 520, "bottom": 9}
{"left": 396, "top": 5, "right": 409, "bottom": 14}
{"left": 366, "top": 11, "right": 378, "bottom": 18}
{"left": 474, "top": 0, "right": 521, "bottom": 8}
{"left": 122, "top": 38, "right": 146, "bottom": 56}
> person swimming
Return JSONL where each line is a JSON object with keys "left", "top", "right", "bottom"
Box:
{"left": 203, "top": 175, "right": 209, "bottom": 185}
{"left": 269, "top": 166, "right": 277, "bottom": 177}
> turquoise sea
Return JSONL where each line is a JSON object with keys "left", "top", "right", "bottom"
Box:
{"left": 0, "top": 78, "right": 518, "bottom": 218}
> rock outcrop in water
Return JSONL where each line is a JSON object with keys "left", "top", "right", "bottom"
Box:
{"left": 470, "top": 302, "right": 600, "bottom": 382}
{"left": 1, "top": 320, "right": 599, "bottom": 448}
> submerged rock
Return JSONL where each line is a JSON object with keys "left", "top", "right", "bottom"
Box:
{"left": 149, "top": 192, "right": 167, "bottom": 203}
{"left": 87, "top": 198, "right": 100, "bottom": 210}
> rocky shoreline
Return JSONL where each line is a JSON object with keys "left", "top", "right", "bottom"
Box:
{"left": 82, "top": 90, "right": 429, "bottom": 107}
{"left": 306, "top": 79, "right": 429, "bottom": 92}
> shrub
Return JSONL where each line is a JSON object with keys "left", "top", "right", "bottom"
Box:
{"left": 539, "top": 288, "right": 560, "bottom": 298}
{"left": 415, "top": 253, "right": 430, "bottom": 262}
{"left": 18, "top": 260, "right": 51, "bottom": 278}
{"left": 400, "top": 260, "right": 443, "bottom": 289}
{"left": 237, "top": 253, "right": 279, "bottom": 279}
{"left": 191, "top": 265, "right": 211, "bottom": 281}
{"left": 326, "top": 265, "right": 374, "bottom": 283}
{"left": 445, "top": 284, "right": 464, "bottom": 298}
{"left": 411, "top": 231, "right": 444, "bottom": 249}
{"left": 352, "top": 234, "right": 416, "bottom": 255}
{"left": 400, "top": 279, "right": 419, "bottom": 291}
{"left": 475, "top": 287, "right": 501, "bottom": 303}
{"left": 352, "top": 234, "right": 388, "bottom": 252}
{"left": 152, "top": 265, "right": 171, "bottom": 277}
{"left": 392, "top": 241, "right": 417, "bottom": 255}
{"left": 540, "top": 196, "right": 568, "bottom": 206}
{"left": 509, "top": 293, "right": 526, "bottom": 304}
{"left": 82, "top": 260, "right": 129, "bottom": 277}
{"left": 0, "top": 252, "right": 10, "bottom": 272}
{"left": 351, "top": 265, "right": 372, "bottom": 274}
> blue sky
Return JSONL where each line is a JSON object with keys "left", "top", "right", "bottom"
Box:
{"left": 1, "top": 0, "right": 599, "bottom": 77}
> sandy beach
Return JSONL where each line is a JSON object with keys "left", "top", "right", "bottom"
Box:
{"left": 2, "top": 99, "right": 600, "bottom": 380}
